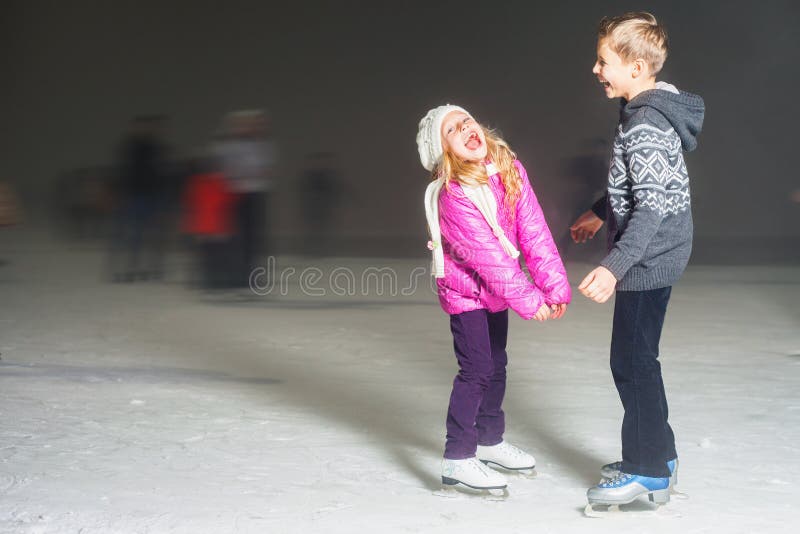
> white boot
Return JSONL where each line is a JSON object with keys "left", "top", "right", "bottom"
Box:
{"left": 477, "top": 441, "right": 536, "bottom": 471}
{"left": 441, "top": 457, "right": 507, "bottom": 490}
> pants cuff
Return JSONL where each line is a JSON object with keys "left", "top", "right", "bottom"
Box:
{"left": 621, "top": 461, "right": 671, "bottom": 478}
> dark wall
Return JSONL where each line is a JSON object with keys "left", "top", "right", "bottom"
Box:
{"left": 2, "top": 1, "right": 798, "bottom": 255}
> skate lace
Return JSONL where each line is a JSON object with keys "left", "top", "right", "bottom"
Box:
{"left": 444, "top": 459, "right": 491, "bottom": 479}
{"left": 500, "top": 442, "right": 526, "bottom": 458}
{"left": 469, "top": 458, "right": 494, "bottom": 478}
{"left": 602, "top": 472, "right": 632, "bottom": 487}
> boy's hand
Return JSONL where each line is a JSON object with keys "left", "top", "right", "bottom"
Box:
{"left": 578, "top": 267, "right": 617, "bottom": 303}
{"left": 570, "top": 210, "right": 604, "bottom": 243}
{"left": 533, "top": 303, "right": 552, "bottom": 322}
{"left": 550, "top": 303, "right": 568, "bottom": 319}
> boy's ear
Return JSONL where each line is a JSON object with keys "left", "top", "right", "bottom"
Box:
{"left": 631, "top": 58, "right": 649, "bottom": 79}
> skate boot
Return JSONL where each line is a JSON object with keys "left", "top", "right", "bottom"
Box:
{"left": 441, "top": 457, "right": 507, "bottom": 495}
{"left": 600, "top": 458, "right": 678, "bottom": 487}
{"left": 586, "top": 472, "right": 669, "bottom": 509}
{"left": 477, "top": 441, "right": 536, "bottom": 475}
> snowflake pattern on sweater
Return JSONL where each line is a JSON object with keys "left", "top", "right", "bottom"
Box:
{"left": 609, "top": 123, "right": 689, "bottom": 219}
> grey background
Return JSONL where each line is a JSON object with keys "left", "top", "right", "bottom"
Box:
{"left": 2, "top": 0, "right": 797, "bottom": 260}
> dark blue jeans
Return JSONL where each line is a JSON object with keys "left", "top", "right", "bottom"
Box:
{"left": 611, "top": 287, "right": 677, "bottom": 478}
{"left": 444, "top": 309, "right": 508, "bottom": 459}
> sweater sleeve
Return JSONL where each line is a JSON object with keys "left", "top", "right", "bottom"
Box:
{"left": 514, "top": 162, "right": 572, "bottom": 305}
{"left": 439, "top": 187, "right": 546, "bottom": 319}
{"left": 600, "top": 127, "right": 669, "bottom": 280}
{"left": 591, "top": 195, "right": 607, "bottom": 220}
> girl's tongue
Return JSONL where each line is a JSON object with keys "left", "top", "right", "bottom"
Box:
{"left": 465, "top": 133, "right": 481, "bottom": 150}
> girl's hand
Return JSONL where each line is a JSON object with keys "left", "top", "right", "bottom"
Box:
{"left": 550, "top": 303, "right": 568, "bottom": 319}
{"left": 533, "top": 303, "right": 552, "bottom": 322}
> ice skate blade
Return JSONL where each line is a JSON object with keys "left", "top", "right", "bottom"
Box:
{"left": 434, "top": 484, "right": 509, "bottom": 500}
{"left": 480, "top": 460, "right": 537, "bottom": 478}
{"left": 670, "top": 487, "right": 689, "bottom": 500}
{"left": 584, "top": 503, "right": 681, "bottom": 519}
{"left": 481, "top": 460, "right": 539, "bottom": 478}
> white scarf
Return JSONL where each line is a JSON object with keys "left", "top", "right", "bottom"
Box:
{"left": 424, "top": 163, "right": 520, "bottom": 278}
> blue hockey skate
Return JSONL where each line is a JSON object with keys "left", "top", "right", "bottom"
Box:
{"left": 600, "top": 458, "right": 678, "bottom": 488}
{"left": 600, "top": 458, "right": 686, "bottom": 501}
{"left": 584, "top": 472, "right": 677, "bottom": 517}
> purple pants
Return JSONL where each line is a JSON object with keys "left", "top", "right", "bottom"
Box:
{"left": 444, "top": 309, "right": 508, "bottom": 459}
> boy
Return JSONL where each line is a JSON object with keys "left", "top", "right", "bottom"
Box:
{"left": 571, "top": 12, "right": 705, "bottom": 507}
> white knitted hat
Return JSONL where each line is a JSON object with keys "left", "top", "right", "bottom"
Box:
{"left": 416, "top": 104, "right": 468, "bottom": 171}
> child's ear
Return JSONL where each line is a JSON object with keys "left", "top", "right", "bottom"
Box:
{"left": 631, "top": 58, "right": 648, "bottom": 79}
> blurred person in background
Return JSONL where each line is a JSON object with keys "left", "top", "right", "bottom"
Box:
{"left": 180, "top": 150, "right": 236, "bottom": 289}
{"left": 214, "top": 110, "right": 276, "bottom": 287}
{"left": 0, "top": 181, "right": 18, "bottom": 270}
{"left": 110, "top": 115, "right": 171, "bottom": 282}
{"left": 298, "top": 151, "right": 343, "bottom": 257}
{"left": 0, "top": 181, "right": 21, "bottom": 229}
{"left": 53, "top": 166, "right": 116, "bottom": 239}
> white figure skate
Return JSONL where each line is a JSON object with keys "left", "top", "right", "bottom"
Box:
{"left": 436, "top": 457, "right": 508, "bottom": 499}
{"left": 477, "top": 441, "right": 536, "bottom": 477}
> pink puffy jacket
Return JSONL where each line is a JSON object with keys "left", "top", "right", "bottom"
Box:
{"left": 436, "top": 161, "right": 571, "bottom": 319}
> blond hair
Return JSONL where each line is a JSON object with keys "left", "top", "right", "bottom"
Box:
{"left": 435, "top": 126, "right": 522, "bottom": 221}
{"left": 598, "top": 12, "right": 668, "bottom": 75}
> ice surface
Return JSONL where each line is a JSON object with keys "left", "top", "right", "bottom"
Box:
{"left": 1, "top": 228, "right": 798, "bottom": 533}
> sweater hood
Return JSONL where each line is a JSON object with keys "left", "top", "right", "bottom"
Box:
{"left": 622, "top": 81, "right": 705, "bottom": 152}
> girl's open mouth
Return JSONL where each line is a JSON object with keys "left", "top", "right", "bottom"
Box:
{"left": 465, "top": 131, "right": 481, "bottom": 150}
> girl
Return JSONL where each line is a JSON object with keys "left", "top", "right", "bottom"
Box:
{"left": 417, "top": 104, "right": 571, "bottom": 492}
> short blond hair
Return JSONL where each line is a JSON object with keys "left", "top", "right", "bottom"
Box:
{"left": 598, "top": 12, "right": 668, "bottom": 75}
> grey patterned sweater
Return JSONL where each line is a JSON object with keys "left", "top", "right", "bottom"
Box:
{"left": 592, "top": 82, "right": 705, "bottom": 291}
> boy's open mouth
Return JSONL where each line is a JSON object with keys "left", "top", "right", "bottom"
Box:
{"left": 599, "top": 78, "right": 611, "bottom": 89}
{"left": 465, "top": 131, "right": 481, "bottom": 150}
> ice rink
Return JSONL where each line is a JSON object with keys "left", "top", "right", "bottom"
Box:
{"left": 1, "top": 228, "right": 798, "bottom": 533}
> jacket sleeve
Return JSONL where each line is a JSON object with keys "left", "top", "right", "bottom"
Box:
{"left": 439, "top": 187, "right": 546, "bottom": 320}
{"left": 600, "top": 127, "right": 669, "bottom": 280}
{"left": 514, "top": 161, "right": 572, "bottom": 305}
